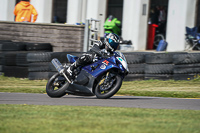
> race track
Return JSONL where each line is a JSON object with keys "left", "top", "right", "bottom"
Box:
{"left": 0, "top": 92, "right": 200, "bottom": 110}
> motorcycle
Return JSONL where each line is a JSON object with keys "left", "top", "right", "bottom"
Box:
{"left": 46, "top": 51, "right": 129, "bottom": 99}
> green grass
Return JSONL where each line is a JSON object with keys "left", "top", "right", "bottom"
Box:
{"left": 0, "top": 76, "right": 200, "bottom": 132}
{"left": 0, "top": 104, "right": 200, "bottom": 133}
{"left": 119, "top": 80, "right": 200, "bottom": 98}
{"left": 0, "top": 75, "right": 200, "bottom": 98}
{"left": 0, "top": 76, "right": 46, "bottom": 93}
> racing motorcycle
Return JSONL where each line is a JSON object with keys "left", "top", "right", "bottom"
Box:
{"left": 46, "top": 51, "right": 129, "bottom": 99}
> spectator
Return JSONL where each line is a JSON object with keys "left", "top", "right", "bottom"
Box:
{"left": 158, "top": 6, "right": 166, "bottom": 23}
{"left": 14, "top": 0, "right": 38, "bottom": 22}
{"left": 149, "top": 8, "right": 159, "bottom": 25}
{"left": 158, "top": 6, "right": 167, "bottom": 35}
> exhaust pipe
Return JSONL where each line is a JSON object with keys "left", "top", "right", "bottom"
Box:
{"left": 51, "top": 58, "right": 72, "bottom": 84}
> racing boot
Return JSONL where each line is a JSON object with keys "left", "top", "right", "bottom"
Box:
{"left": 65, "top": 62, "right": 78, "bottom": 82}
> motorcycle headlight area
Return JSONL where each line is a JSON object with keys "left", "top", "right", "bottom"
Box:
{"left": 115, "top": 51, "right": 127, "bottom": 62}
{"left": 115, "top": 52, "right": 129, "bottom": 72}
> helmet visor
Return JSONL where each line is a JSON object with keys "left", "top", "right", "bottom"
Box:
{"left": 108, "top": 38, "right": 119, "bottom": 50}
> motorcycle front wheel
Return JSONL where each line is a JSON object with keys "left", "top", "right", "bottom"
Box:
{"left": 46, "top": 73, "right": 69, "bottom": 98}
{"left": 94, "top": 73, "right": 122, "bottom": 99}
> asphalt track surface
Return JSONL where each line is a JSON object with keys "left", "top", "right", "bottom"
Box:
{"left": 0, "top": 92, "right": 200, "bottom": 110}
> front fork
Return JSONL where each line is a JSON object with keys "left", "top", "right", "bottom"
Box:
{"left": 99, "top": 72, "right": 110, "bottom": 85}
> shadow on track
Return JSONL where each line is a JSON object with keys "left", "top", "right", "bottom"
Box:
{"left": 62, "top": 95, "right": 156, "bottom": 100}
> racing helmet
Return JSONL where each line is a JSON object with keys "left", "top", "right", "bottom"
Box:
{"left": 104, "top": 33, "right": 120, "bottom": 51}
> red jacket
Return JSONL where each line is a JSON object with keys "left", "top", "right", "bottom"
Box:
{"left": 14, "top": 1, "right": 38, "bottom": 22}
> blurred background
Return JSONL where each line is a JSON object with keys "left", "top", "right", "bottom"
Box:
{"left": 0, "top": 0, "right": 200, "bottom": 51}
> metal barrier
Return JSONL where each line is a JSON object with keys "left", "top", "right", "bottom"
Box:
{"left": 83, "top": 18, "right": 100, "bottom": 52}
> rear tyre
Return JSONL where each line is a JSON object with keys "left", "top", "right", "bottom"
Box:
{"left": 46, "top": 73, "right": 69, "bottom": 98}
{"left": 94, "top": 73, "right": 122, "bottom": 99}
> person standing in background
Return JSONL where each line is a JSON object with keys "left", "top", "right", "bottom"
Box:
{"left": 158, "top": 6, "right": 166, "bottom": 35}
{"left": 14, "top": 0, "right": 38, "bottom": 22}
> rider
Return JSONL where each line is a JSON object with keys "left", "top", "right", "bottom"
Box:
{"left": 66, "top": 33, "right": 120, "bottom": 81}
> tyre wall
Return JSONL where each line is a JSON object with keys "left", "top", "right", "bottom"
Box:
{"left": 0, "top": 39, "right": 200, "bottom": 80}
{"left": 124, "top": 52, "right": 200, "bottom": 81}
{"left": 0, "top": 21, "right": 84, "bottom": 52}
{"left": 0, "top": 40, "right": 84, "bottom": 79}
{"left": 0, "top": 40, "right": 54, "bottom": 79}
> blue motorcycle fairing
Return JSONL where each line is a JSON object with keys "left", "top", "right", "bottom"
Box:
{"left": 67, "top": 52, "right": 127, "bottom": 78}
{"left": 67, "top": 54, "right": 78, "bottom": 63}
{"left": 65, "top": 53, "right": 127, "bottom": 96}
{"left": 82, "top": 56, "right": 126, "bottom": 78}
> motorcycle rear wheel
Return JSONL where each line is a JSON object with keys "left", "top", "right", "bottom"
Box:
{"left": 94, "top": 73, "right": 122, "bottom": 99}
{"left": 46, "top": 73, "right": 69, "bottom": 98}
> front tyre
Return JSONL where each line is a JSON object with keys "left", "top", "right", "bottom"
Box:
{"left": 94, "top": 73, "right": 122, "bottom": 99}
{"left": 46, "top": 73, "right": 69, "bottom": 98}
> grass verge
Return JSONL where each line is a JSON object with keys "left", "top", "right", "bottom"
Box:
{"left": 0, "top": 104, "right": 200, "bottom": 133}
{"left": 119, "top": 80, "right": 200, "bottom": 98}
{"left": 0, "top": 75, "right": 200, "bottom": 98}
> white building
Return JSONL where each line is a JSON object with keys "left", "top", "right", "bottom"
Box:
{"left": 0, "top": 0, "right": 199, "bottom": 51}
